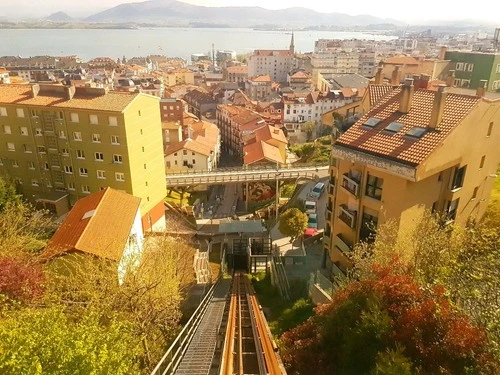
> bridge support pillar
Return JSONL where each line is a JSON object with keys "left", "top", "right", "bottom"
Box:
{"left": 245, "top": 182, "right": 249, "bottom": 212}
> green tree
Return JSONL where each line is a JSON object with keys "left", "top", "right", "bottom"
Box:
{"left": 0, "top": 177, "right": 22, "bottom": 211}
{"left": 278, "top": 208, "right": 308, "bottom": 242}
{"left": 0, "top": 306, "right": 140, "bottom": 375}
{"left": 302, "top": 121, "right": 315, "bottom": 142}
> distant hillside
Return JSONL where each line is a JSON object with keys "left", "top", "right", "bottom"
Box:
{"left": 46, "top": 12, "right": 74, "bottom": 22}
{"left": 85, "top": 0, "right": 401, "bottom": 27}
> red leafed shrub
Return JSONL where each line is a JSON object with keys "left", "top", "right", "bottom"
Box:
{"left": 0, "top": 256, "right": 45, "bottom": 303}
{"left": 280, "top": 264, "right": 495, "bottom": 375}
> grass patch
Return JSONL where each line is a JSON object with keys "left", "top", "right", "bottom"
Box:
{"left": 249, "top": 272, "right": 314, "bottom": 337}
{"left": 165, "top": 189, "right": 207, "bottom": 207}
{"left": 290, "top": 136, "right": 331, "bottom": 163}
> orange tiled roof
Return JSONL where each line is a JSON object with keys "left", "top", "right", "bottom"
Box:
{"left": 336, "top": 88, "right": 480, "bottom": 166}
{"left": 227, "top": 66, "right": 248, "bottom": 73}
{"left": 165, "top": 138, "right": 212, "bottom": 157}
{"left": 254, "top": 125, "right": 287, "bottom": 144}
{"left": 250, "top": 74, "right": 271, "bottom": 83}
{"left": 254, "top": 50, "right": 293, "bottom": 57}
{"left": 367, "top": 84, "right": 395, "bottom": 107}
{"left": 290, "top": 71, "right": 309, "bottom": 79}
{"left": 384, "top": 56, "right": 420, "bottom": 66}
{"left": 244, "top": 140, "right": 283, "bottom": 165}
{"left": 42, "top": 188, "right": 141, "bottom": 261}
{"left": 0, "top": 84, "right": 142, "bottom": 112}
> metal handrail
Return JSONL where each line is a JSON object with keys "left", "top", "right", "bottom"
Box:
{"left": 150, "top": 277, "right": 221, "bottom": 375}
{"left": 165, "top": 162, "right": 329, "bottom": 175}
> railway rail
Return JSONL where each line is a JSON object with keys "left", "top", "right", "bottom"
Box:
{"left": 220, "top": 273, "right": 285, "bottom": 375}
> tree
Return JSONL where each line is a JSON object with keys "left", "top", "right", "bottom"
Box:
{"left": 278, "top": 208, "right": 308, "bottom": 242}
{"left": 350, "top": 213, "right": 500, "bottom": 360}
{"left": 280, "top": 266, "right": 496, "bottom": 375}
{"left": 0, "top": 256, "right": 45, "bottom": 304}
{"left": 0, "top": 307, "right": 140, "bottom": 375}
{"left": 0, "top": 177, "right": 22, "bottom": 211}
{"left": 302, "top": 121, "right": 315, "bottom": 142}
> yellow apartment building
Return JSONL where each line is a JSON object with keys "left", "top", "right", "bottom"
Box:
{"left": 324, "top": 78, "right": 500, "bottom": 274}
{"left": 0, "top": 83, "right": 166, "bottom": 231}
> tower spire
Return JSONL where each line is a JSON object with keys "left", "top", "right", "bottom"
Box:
{"left": 290, "top": 31, "right": 295, "bottom": 54}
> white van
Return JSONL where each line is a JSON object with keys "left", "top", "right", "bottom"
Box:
{"left": 305, "top": 200, "right": 317, "bottom": 215}
{"left": 310, "top": 182, "right": 325, "bottom": 199}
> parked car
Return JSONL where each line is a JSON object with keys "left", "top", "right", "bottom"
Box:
{"left": 304, "top": 227, "right": 318, "bottom": 238}
{"left": 305, "top": 200, "right": 317, "bottom": 215}
{"left": 307, "top": 213, "right": 318, "bottom": 229}
{"left": 310, "top": 182, "right": 325, "bottom": 199}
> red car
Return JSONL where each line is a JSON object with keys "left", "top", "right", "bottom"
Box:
{"left": 304, "top": 227, "right": 318, "bottom": 237}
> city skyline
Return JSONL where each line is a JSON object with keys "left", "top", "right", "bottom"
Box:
{"left": 1, "top": 0, "right": 498, "bottom": 24}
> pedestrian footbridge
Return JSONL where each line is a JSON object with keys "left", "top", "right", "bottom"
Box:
{"left": 166, "top": 163, "right": 329, "bottom": 187}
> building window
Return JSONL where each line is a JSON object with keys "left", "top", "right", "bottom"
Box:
{"left": 365, "top": 174, "right": 384, "bottom": 200}
{"left": 183, "top": 150, "right": 187, "bottom": 155}
{"left": 73, "top": 132, "right": 82, "bottom": 141}
{"left": 6, "top": 143, "right": 15, "bottom": 151}
{"left": 192, "top": 159, "right": 196, "bottom": 165}
{"left": 113, "top": 154, "right": 123, "bottom": 164}
{"left": 460, "top": 79, "right": 470, "bottom": 88}
{"left": 143, "top": 163, "right": 147, "bottom": 169}
{"left": 111, "top": 135, "right": 119, "bottom": 145}
{"left": 35, "top": 128, "right": 43, "bottom": 136}
{"left": 467, "top": 63, "right": 474, "bottom": 72}
{"left": 166, "top": 161, "right": 171, "bottom": 169}
{"left": 115, "top": 172, "right": 125, "bottom": 182}
{"left": 446, "top": 199, "right": 459, "bottom": 222}
{"left": 472, "top": 186, "right": 479, "bottom": 200}
{"left": 12, "top": 160, "right": 19, "bottom": 168}
{"left": 43, "top": 162, "right": 49, "bottom": 170}
{"left": 479, "top": 155, "right": 485, "bottom": 169}
{"left": 95, "top": 152, "right": 104, "bottom": 161}
{"left": 67, "top": 182, "right": 76, "bottom": 191}
{"left": 23, "top": 144, "right": 32, "bottom": 153}
{"left": 70, "top": 112, "right": 79, "bottom": 123}
{"left": 16, "top": 108, "right": 25, "bottom": 118}
{"left": 31, "top": 179, "right": 39, "bottom": 187}
{"left": 58, "top": 130, "right": 66, "bottom": 139}
{"left": 451, "top": 165, "right": 466, "bottom": 190}
{"left": 79, "top": 168, "right": 88, "bottom": 176}
{"left": 109, "top": 116, "right": 118, "bottom": 126}
{"left": 488, "top": 122, "right": 493, "bottom": 136}
{"left": 64, "top": 165, "right": 73, "bottom": 174}
{"left": 76, "top": 150, "right": 85, "bottom": 159}
{"left": 62, "top": 148, "right": 69, "bottom": 156}
{"left": 0, "top": 107, "right": 6, "bottom": 116}
{"left": 28, "top": 161, "right": 35, "bottom": 170}
{"left": 3, "top": 125, "right": 11, "bottom": 134}
{"left": 89, "top": 114, "right": 98, "bottom": 124}
{"left": 82, "top": 185, "right": 90, "bottom": 194}
{"left": 97, "top": 170, "right": 106, "bottom": 179}
{"left": 92, "top": 133, "right": 101, "bottom": 143}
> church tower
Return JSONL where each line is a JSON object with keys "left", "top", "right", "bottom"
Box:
{"left": 289, "top": 31, "right": 295, "bottom": 54}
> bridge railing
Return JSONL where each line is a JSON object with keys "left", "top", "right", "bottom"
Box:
{"left": 150, "top": 277, "right": 221, "bottom": 375}
{"left": 165, "top": 162, "right": 329, "bottom": 175}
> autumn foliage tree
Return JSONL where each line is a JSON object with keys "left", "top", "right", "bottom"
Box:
{"left": 281, "top": 264, "right": 496, "bottom": 375}
{"left": 0, "top": 256, "right": 45, "bottom": 304}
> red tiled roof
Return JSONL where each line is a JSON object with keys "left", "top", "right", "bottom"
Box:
{"left": 336, "top": 88, "right": 480, "bottom": 165}
{"left": 227, "top": 66, "right": 248, "bottom": 73}
{"left": 250, "top": 74, "right": 271, "bottom": 83}
{"left": 367, "top": 84, "right": 395, "bottom": 107}
{"left": 244, "top": 140, "right": 283, "bottom": 165}
{"left": 384, "top": 56, "right": 420, "bottom": 65}
{"left": 254, "top": 50, "right": 293, "bottom": 57}
{"left": 254, "top": 125, "right": 287, "bottom": 144}
{"left": 165, "top": 138, "right": 212, "bottom": 156}
{"left": 42, "top": 188, "right": 141, "bottom": 261}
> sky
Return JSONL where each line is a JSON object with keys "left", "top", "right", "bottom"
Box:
{"left": 1, "top": 0, "right": 498, "bottom": 23}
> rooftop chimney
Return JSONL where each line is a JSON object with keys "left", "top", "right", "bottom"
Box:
{"left": 429, "top": 84, "right": 448, "bottom": 129}
{"left": 31, "top": 84, "right": 40, "bottom": 98}
{"left": 420, "top": 73, "right": 430, "bottom": 89}
{"left": 438, "top": 46, "right": 447, "bottom": 60}
{"left": 445, "top": 70, "right": 455, "bottom": 87}
{"left": 64, "top": 85, "right": 76, "bottom": 100}
{"left": 374, "top": 66, "right": 383, "bottom": 84}
{"left": 476, "top": 80, "right": 488, "bottom": 97}
{"left": 391, "top": 65, "right": 402, "bottom": 86}
{"left": 413, "top": 74, "right": 421, "bottom": 89}
{"left": 399, "top": 78, "right": 414, "bottom": 114}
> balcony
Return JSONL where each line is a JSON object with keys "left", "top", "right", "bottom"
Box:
{"left": 339, "top": 204, "right": 357, "bottom": 228}
{"left": 341, "top": 173, "right": 360, "bottom": 196}
{"left": 334, "top": 234, "right": 353, "bottom": 254}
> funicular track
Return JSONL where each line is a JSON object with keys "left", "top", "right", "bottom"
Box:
{"left": 220, "top": 272, "right": 284, "bottom": 375}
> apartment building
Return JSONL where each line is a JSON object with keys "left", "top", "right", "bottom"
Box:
{"left": 216, "top": 104, "right": 269, "bottom": 160}
{"left": 311, "top": 51, "right": 360, "bottom": 89}
{"left": 381, "top": 56, "right": 449, "bottom": 82}
{"left": 283, "top": 90, "right": 358, "bottom": 143}
{"left": 444, "top": 50, "right": 500, "bottom": 91}
{"left": 323, "top": 79, "right": 500, "bottom": 275}
{"left": 247, "top": 49, "right": 295, "bottom": 83}
{"left": 226, "top": 66, "right": 248, "bottom": 87}
{"left": 0, "top": 84, "right": 166, "bottom": 231}
{"left": 245, "top": 74, "right": 272, "bottom": 101}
